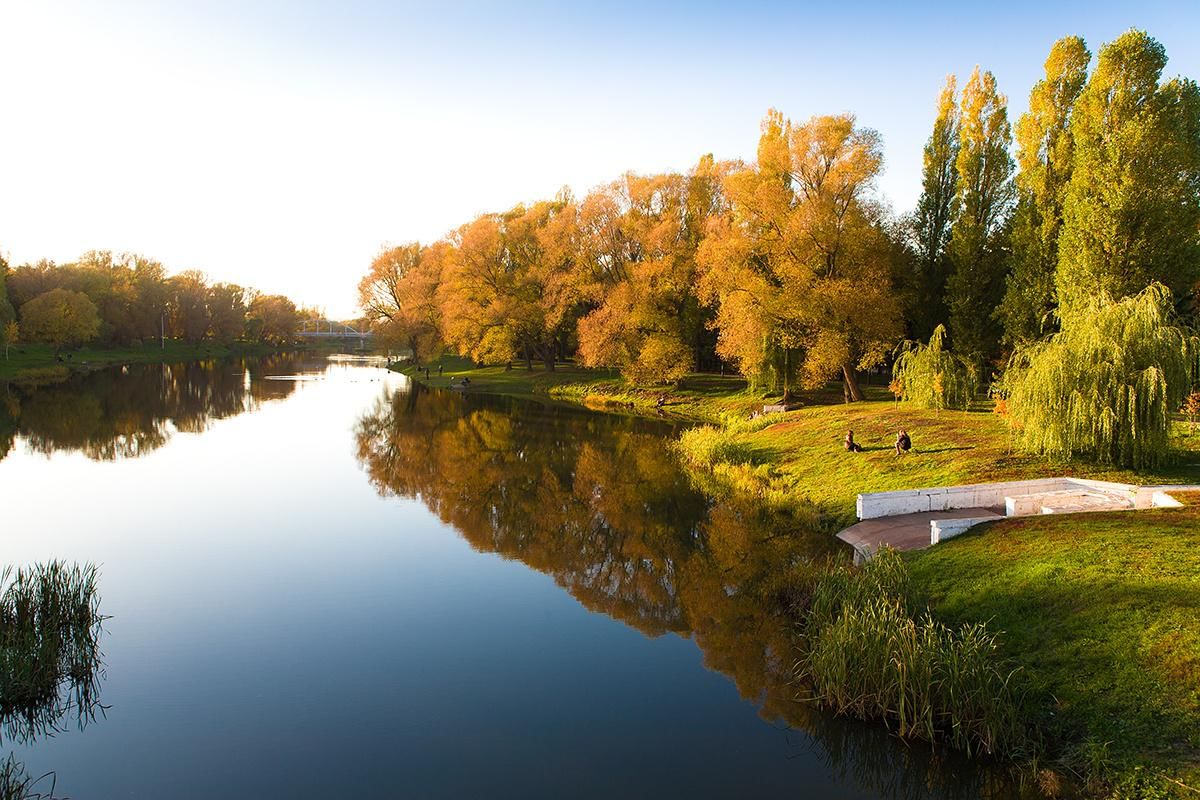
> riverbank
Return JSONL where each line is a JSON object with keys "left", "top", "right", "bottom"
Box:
{"left": 0, "top": 340, "right": 329, "bottom": 385}
{"left": 396, "top": 357, "right": 1200, "bottom": 525}
{"left": 399, "top": 357, "right": 1200, "bottom": 796}
{"left": 909, "top": 498, "right": 1200, "bottom": 797}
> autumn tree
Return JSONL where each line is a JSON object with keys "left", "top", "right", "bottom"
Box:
{"left": 910, "top": 76, "right": 960, "bottom": 340}
{"left": 999, "top": 37, "right": 1090, "bottom": 345}
{"left": 576, "top": 158, "right": 725, "bottom": 384}
{"left": 246, "top": 294, "right": 298, "bottom": 344}
{"left": 945, "top": 67, "right": 1015, "bottom": 366}
{"left": 2, "top": 320, "right": 17, "bottom": 359}
{"left": 206, "top": 283, "right": 247, "bottom": 344}
{"left": 698, "top": 112, "right": 901, "bottom": 401}
{"left": 19, "top": 288, "right": 101, "bottom": 349}
{"left": 166, "top": 271, "right": 210, "bottom": 343}
{"left": 1056, "top": 30, "right": 1200, "bottom": 319}
{"left": 358, "top": 242, "right": 445, "bottom": 360}
{"left": 439, "top": 197, "right": 582, "bottom": 370}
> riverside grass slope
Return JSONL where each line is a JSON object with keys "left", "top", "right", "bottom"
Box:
{"left": 908, "top": 499, "right": 1200, "bottom": 796}
{"left": 401, "top": 357, "right": 1200, "bottom": 795}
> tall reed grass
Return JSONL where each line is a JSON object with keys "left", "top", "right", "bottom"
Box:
{"left": 674, "top": 424, "right": 756, "bottom": 468}
{"left": 0, "top": 561, "right": 105, "bottom": 745}
{"left": 795, "top": 549, "right": 1029, "bottom": 758}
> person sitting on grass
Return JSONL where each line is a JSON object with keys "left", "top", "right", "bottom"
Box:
{"left": 844, "top": 430, "right": 863, "bottom": 453}
{"left": 895, "top": 429, "right": 912, "bottom": 455}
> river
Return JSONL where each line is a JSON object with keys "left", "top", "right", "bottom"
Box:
{"left": 0, "top": 355, "right": 1013, "bottom": 798}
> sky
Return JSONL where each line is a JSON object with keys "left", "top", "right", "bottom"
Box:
{"left": 1, "top": 1, "right": 1198, "bottom": 319}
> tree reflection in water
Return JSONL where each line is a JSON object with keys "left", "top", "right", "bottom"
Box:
{"left": 0, "top": 562, "right": 106, "bottom": 797}
{"left": 355, "top": 383, "right": 1024, "bottom": 800}
{"left": 0, "top": 353, "right": 313, "bottom": 462}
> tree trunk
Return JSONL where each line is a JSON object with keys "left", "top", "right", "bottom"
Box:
{"left": 543, "top": 343, "right": 555, "bottom": 372}
{"left": 842, "top": 364, "right": 865, "bottom": 403}
{"left": 523, "top": 343, "right": 532, "bottom": 371}
{"left": 780, "top": 348, "right": 796, "bottom": 404}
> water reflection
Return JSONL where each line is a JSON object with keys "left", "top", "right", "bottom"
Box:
{"left": 355, "top": 384, "right": 1022, "bottom": 800}
{"left": 0, "top": 353, "right": 317, "bottom": 461}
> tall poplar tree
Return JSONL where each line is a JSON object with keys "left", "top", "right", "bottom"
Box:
{"left": 999, "top": 36, "right": 1090, "bottom": 344}
{"left": 1056, "top": 30, "right": 1200, "bottom": 319}
{"left": 911, "top": 76, "right": 960, "bottom": 340}
{"left": 946, "top": 67, "right": 1015, "bottom": 365}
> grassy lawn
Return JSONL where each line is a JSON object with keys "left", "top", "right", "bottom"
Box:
{"left": 907, "top": 497, "right": 1200, "bottom": 793}
{"left": 684, "top": 401, "right": 1200, "bottom": 525}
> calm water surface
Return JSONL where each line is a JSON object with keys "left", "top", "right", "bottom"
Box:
{"left": 0, "top": 355, "right": 1011, "bottom": 798}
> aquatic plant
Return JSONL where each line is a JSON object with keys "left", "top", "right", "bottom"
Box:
{"left": 795, "top": 549, "right": 1028, "bottom": 758}
{"left": 0, "top": 753, "right": 57, "bottom": 800}
{"left": 0, "top": 562, "right": 105, "bottom": 745}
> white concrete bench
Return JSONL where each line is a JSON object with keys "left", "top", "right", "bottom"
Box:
{"left": 1005, "top": 488, "right": 1134, "bottom": 516}
{"left": 929, "top": 514, "right": 1004, "bottom": 545}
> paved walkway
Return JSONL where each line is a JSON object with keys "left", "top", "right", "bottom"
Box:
{"left": 836, "top": 507, "right": 1003, "bottom": 558}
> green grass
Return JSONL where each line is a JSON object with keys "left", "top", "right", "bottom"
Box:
{"left": 907, "top": 498, "right": 1200, "bottom": 795}
{"left": 677, "top": 402, "right": 1200, "bottom": 525}
{"left": 0, "top": 340, "right": 311, "bottom": 384}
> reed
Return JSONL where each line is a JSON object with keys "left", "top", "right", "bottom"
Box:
{"left": 0, "top": 561, "right": 105, "bottom": 744}
{"left": 674, "top": 424, "right": 756, "bottom": 468}
{"left": 796, "top": 549, "right": 1029, "bottom": 758}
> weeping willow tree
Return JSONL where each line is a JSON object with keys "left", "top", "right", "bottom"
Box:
{"left": 891, "top": 325, "right": 979, "bottom": 411}
{"left": 1001, "top": 284, "right": 1197, "bottom": 468}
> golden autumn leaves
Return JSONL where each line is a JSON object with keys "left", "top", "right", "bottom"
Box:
{"left": 360, "top": 113, "right": 900, "bottom": 399}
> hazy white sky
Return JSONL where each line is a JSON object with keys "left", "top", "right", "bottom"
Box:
{"left": 2, "top": 1, "right": 1198, "bottom": 318}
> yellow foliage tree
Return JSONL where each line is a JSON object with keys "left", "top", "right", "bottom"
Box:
{"left": 19, "top": 288, "right": 100, "bottom": 349}
{"left": 698, "top": 111, "right": 901, "bottom": 401}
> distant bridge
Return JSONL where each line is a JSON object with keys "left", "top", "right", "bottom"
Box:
{"left": 296, "top": 319, "right": 375, "bottom": 342}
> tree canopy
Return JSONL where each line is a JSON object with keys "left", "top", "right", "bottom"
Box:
{"left": 19, "top": 288, "right": 101, "bottom": 349}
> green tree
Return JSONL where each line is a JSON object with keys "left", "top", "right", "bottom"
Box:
{"left": 910, "top": 76, "right": 960, "bottom": 340}
{"left": 0, "top": 253, "right": 14, "bottom": 325}
{"left": 892, "top": 325, "right": 979, "bottom": 411}
{"left": 19, "top": 288, "right": 101, "bottom": 349}
{"left": 946, "top": 67, "right": 1015, "bottom": 366}
{"left": 1002, "top": 284, "right": 1196, "bottom": 468}
{"left": 1056, "top": 30, "right": 1200, "bottom": 319}
{"left": 999, "top": 36, "right": 1091, "bottom": 345}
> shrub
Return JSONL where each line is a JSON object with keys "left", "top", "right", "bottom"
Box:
{"left": 891, "top": 325, "right": 978, "bottom": 411}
